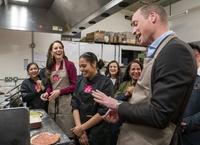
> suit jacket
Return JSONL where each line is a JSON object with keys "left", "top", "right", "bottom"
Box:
{"left": 118, "top": 37, "right": 196, "bottom": 130}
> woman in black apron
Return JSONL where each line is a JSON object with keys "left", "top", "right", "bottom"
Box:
{"left": 71, "top": 52, "right": 114, "bottom": 145}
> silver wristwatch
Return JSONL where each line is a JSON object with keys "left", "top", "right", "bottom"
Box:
{"left": 116, "top": 100, "right": 123, "bottom": 110}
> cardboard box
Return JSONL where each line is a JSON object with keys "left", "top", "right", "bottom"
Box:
{"left": 86, "top": 31, "right": 105, "bottom": 42}
{"left": 118, "top": 32, "right": 126, "bottom": 44}
{"left": 118, "top": 32, "right": 136, "bottom": 45}
{"left": 109, "top": 32, "right": 118, "bottom": 44}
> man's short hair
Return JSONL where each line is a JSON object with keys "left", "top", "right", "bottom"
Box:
{"left": 139, "top": 4, "right": 168, "bottom": 24}
{"left": 188, "top": 43, "right": 200, "bottom": 53}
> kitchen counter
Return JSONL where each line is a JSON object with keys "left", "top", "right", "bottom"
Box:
{"left": 30, "top": 110, "right": 73, "bottom": 145}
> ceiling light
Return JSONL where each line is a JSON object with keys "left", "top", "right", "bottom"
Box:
{"left": 101, "top": 13, "right": 110, "bottom": 17}
{"left": 88, "top": 21, "right": 96, "bottom": 24}
{"left": 118, "top": 2, "right": 129, "bottom": 8}
{"left": 79, "top": 27, "right": 86, "bottom": 30}
{"left": 12, "top": 0, "right": 29, "bottom": 3}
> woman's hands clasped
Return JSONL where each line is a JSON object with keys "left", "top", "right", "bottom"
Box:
{"left": 40, "top": 89, "right": 60, "bottom": 101}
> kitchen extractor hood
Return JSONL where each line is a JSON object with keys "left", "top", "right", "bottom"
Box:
{"left": 0, "top": 0, "right": 180, "bottom": 35}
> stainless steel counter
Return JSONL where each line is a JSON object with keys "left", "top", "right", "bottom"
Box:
{"left": 30, "top": 110, "right": 73, "bottom": 145}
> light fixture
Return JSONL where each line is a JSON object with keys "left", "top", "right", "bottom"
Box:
{"left": 79, "top": 27, "right": 86, "bottom": 30}
{"left": 118, "top": 2, "right": 129, "bottom": 8}
{"left": 12, "top": 0, "right": 29, "bottom": 3}
{"left": 101, "top": 13, "right": 110, "bottom": 17}
{"left": 88, "top": 21, "right": 96, "bottom": 24}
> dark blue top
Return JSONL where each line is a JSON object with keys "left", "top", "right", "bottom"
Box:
{"left": 182, "top": 75, "right": 200, "bottom": 145}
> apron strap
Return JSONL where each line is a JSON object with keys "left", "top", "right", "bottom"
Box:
{"left": 153, "top": 34, "right": 176, "bottom": 59}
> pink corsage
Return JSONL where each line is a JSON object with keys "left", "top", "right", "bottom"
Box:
{"left": 34, "top": 83, "right": 40, "bottom": 92}
{"left": 84, "top": 84, "right": 93, "bottom": 93}
{"left": 52, "top": 74, "right": 60, "bottom": 82}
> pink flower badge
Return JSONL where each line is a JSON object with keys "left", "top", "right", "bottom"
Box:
{"left": 84, "top": 84, "right": 93, "bottom": 93}
{"left": 52, "top": 74, "right": 60, "bottom": 82}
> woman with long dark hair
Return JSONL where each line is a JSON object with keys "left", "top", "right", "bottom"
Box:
{"left": 105, "top": 60, "right": 122, "bottom": 94}
{"left": 115, "top": 59, "right": 143, "bottom": 101}
{"left": 41, "top": 40, "right": 77, "bottom": 138}
{"left": 20, "top": 62, "right": 47, "bottom": 110}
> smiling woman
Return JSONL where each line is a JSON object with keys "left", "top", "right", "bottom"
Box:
{"left": 40, "top": 40, "right": 77, "bottom": 138}
{"left": 105, "top": 60, "right": 122, "bottom": 94}
{"left": 71, "top": 52, "right": 114, "bottom": 145}
{"left": 20, "top": 62, "right": 48, "bottom": 110}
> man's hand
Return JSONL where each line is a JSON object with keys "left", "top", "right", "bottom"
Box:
{"left": 91, "top": 90, "right": 118, "bottom": 110}
{"left": 103, "top": 109, "right": 119, "bottom": 123}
